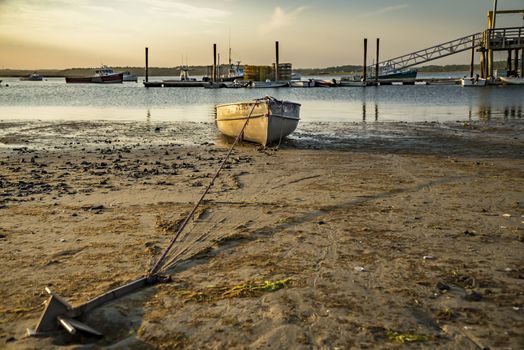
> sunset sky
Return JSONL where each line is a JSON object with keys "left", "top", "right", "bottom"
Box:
{"left": 1, "top": 0, "right": 523, "bottom": 69}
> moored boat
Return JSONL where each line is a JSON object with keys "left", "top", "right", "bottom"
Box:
{"left": 20, "top": 73, "right": 44, "bottom": 81}
{"left": 248, "top": 80, "right": 289, "bottom": 88}
{"left": 289, "top": 79, "right": 316, "bottom": 88}
{"left": 122, "top": 71, "right": 138, "bottom": 82}
{"left": 66, "top": 65, "right": 123, "bottom": 84}
{"left": 499, "top": 76, "right": 524, "bottom": 85}
{"left": 145, "top": 66, "right": 207, "bottom": 87}
{"left": 461, "top": 76, "right": 487, "bottom": 86}
{"left": 313, "top": 78, "right": 337, "bottom": 87}
{"left": 215, "top": 96, "right": 300, "bottom": 146}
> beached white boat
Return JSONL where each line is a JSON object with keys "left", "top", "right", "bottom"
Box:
{"left": 215, "top": 97, "right": 300, "bottom": 146}
{"left": 461, "top": 76, "right": 487, "bottom": 86}
{"left": 499, "top": 77, "right": 524, "bottom": 85}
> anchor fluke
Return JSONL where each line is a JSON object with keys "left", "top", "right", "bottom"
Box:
{"left": 27, "top": 287, "right": 102, "bottom": 337}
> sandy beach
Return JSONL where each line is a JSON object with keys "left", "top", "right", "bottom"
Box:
{"left": 0, "top": 119, "right": 523, "bottom": 349}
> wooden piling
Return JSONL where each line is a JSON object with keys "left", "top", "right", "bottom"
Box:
{"left": 507, "top": 49, "right": 512, "bottom": 72}
{"left": 480, "top": 49, "right": 486, "bottom": 79}
{"left": 213, "top": 43, "right": 217, "bottom": 82}
{"left": 521, "top": 48, "right": 524, "bottom": 77}
{"left": 470, "top": 36, "right": 475, "bottom": 77}
{"left": 375, "top": 38, "right": 380, "bottom": 83}
{"left": 363, "top": 38, "right": 368, "bottom": 83}
{"left": 145, "top": 47, "right": 149, "bottom": 83}
{"left": 514, "top": 48, "right": 519, "bottom": 73}
{"left": 489, "top": 49, "right": 494, "bottom": 78}
{"left": 275, "top": 41, "right": 280, "bottom": 81}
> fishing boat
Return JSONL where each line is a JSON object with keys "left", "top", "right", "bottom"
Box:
{"left": 215, "top": 96, "right": 300, "bottom": 146}
{"left": 20, "top": 73, "right": 44, "bottom": 81}
{"left": 66, "top": 65, "right": 123, "bottom": 84}
{"left": 145, "top": 66, "right": 207, "bottom": 87}
{"left": 221, "top": 61, "right": 244, "bottom": 82}
{"left": 461, "top": 76, "right": 487, "bottom": 86}
{"left": 499, "top": 76, "right": 524, "bottom": 85}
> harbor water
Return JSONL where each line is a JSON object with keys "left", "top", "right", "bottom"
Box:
{"left": 0, "top": 75, "right": 523, "bottom": 123}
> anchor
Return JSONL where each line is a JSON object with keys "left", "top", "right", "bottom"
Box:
{"left": 27, "top": 101, "right": 259, "bottom": 338}
{"left": 27, "top": 277, "right": 151, "bottom": 337}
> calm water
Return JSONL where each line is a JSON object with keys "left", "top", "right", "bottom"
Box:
{"left": 0, "top": 74, "right": 523, "bottom": 123}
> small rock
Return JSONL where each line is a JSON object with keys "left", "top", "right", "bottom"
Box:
{"left": 60, "top": 238, "right": 67, "bottom": 242}
{"left": 464, "top": 291, "right": 482, "bottom": 302}
{"left": 354, "top": 266, "right": 365, "bottom": 272}
{"left": 463, "top": 230, "right": 476, "bottom": 236}
{"left": 423, "top": 255, "right": 435, "bottom": 260}
{"left": 317, "top": 220, "right": 326, "bottom": 225}
{"left": 436, "top": 281, "right": 450, "bottom": 291}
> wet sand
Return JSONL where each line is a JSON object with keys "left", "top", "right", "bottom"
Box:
{"left": 0, "top": 119, "right": 523, "bottom": 349}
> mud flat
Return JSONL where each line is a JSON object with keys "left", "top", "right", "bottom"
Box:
{"left": 0, "top": 119, "right": 523, "bottom": 349}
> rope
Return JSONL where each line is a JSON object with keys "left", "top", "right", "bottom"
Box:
{"left": 147, "top": 98, "right": 263, "bottom": 279}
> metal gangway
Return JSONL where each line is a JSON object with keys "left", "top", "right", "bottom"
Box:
{"left": 372, "top": 32, "right": 484, "bottom": 74}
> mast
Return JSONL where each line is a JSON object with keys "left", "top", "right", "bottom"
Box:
{"left": 228, "top": 30, "right": 232, "bottom": 66}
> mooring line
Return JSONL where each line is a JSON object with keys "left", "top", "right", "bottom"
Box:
{"left": 147, "top": 98, "right": 263, "bottom": 279}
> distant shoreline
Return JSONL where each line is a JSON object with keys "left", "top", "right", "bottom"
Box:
{"left": 0, "top": 61, "right": 508, "bottom": 78}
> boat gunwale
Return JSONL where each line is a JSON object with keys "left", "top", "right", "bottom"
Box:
{"left": 215, "top": 99, "right": 301, "bottom": 109}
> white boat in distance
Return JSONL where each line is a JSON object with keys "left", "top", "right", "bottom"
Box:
{"left": 122, "top": 71, "right": 138, "bottom": 82}
{"left": 461, "top": 76, "right": 487, "bottom": 86}
{"left": 248, "top": 80, "right": 289, "bottom": 88}
{"left": 289, "top": 79, "right": 316, "bottom": 88}
{"left": 499, "top": 76, "right": 524, "bottom": 85}
{"left": 215, "top": 96, "right": 300, "bottom": 146}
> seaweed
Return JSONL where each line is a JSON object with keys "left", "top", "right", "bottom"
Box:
{"left": 386, "top": 330, "right": 428, "bottom": 343}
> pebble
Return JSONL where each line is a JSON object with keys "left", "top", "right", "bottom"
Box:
{"left": 354, "top": 266, "right": 365, "bottom": 272}
{"left": 464, "top": 291, "right": 482, "bottom": 302}
{"left": 436, "top": 281, "right": 450, "bottom": 291}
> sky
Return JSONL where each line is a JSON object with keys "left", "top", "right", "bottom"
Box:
{"left": 1, "top": 0, "right": 523, "bottom": 69}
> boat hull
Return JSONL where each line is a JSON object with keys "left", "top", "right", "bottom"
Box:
{"left": 289, "top": 80, "right": 316, "bottom": 88}
{"left": 215, "top": 98, "right": 300, "bottom": 146}
{"left": 461, "top": 77, "right": 487, "bottom": 86}
{"left": 66, "top": 73, "right": 123, "bottom": 84}
{"left": 499, "top": 77, "right": 524, "bottom": 85}
{"left": 123, "top": 75, "right": 138, "bottom": 82}
{"left": 162, "top": 80, "right": 207, "bottom": 87}
{"left": 248, "top": 81, "right": 289, "bottom": 88}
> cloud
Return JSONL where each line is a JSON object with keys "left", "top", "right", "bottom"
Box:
{"left": 143, "top": 0, "right": 231, "bottom": 22}
{"left": 360, "top": 4, "right": 408, "bottom": 18}
{"left": 258, "top": 6, "right": 307, "bottom": 35}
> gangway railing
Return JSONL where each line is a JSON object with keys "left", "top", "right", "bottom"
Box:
{"left": 373, "top": 32, "right": 484, "bottom": 74}
{"left": 484, "top": 26, "right": 524, "bottom": 49}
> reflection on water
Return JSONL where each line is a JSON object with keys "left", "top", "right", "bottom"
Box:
{"left": 0, "top": 77, "right": 523, "bottom": 123}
